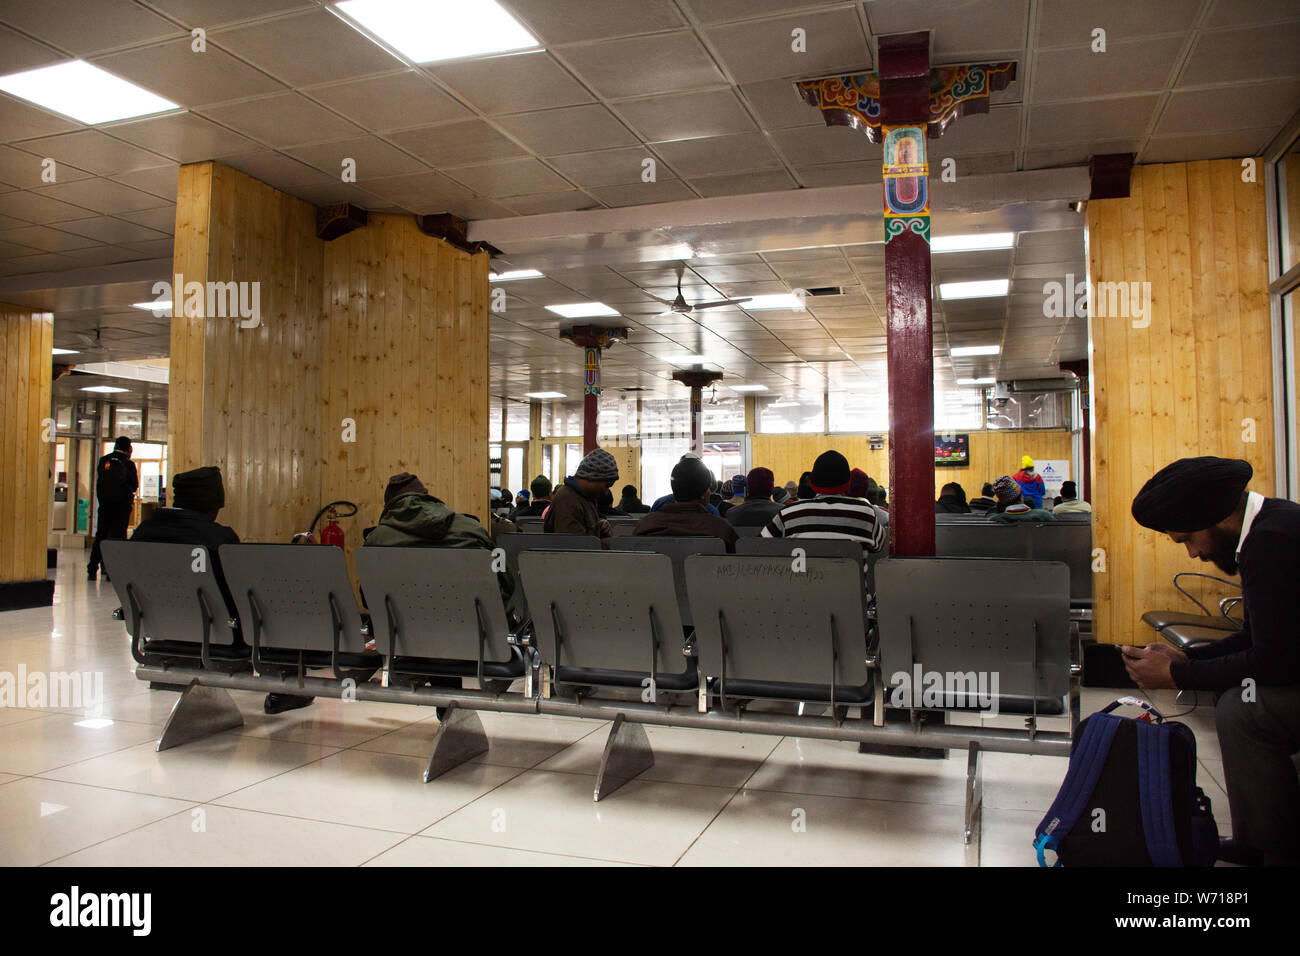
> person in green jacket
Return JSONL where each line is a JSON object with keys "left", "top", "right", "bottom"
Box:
{"left": 987, "top": 474, "right": 1056, "bottom": 523}
{"left": 364, "top": 472, "right": 495, "bottom": 548}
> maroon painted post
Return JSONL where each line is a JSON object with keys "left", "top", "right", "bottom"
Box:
{"left": 796, "top": 36, "right": 1016, "bottom": 557}
{"left": 672, "top": 369, "right": 723, "bottom": 456}
{"left": 560, "top": 325, "right": 629, "bottom": 455}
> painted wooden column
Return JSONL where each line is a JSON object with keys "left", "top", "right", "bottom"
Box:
{"left": 672, "top": 369, "right": 724, "bottom": 455}
{"left": 560, "top": 325, "right": 628, "bottom": 454}
{"left": 798, "top": 36, "right": 1015, "bottom": 556}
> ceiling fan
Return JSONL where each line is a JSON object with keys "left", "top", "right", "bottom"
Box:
{"left": 645, "top": 262, "right": 751, "bottom": 316}
{"left": 73, "top": 326, "right": 108, "bottom": 356}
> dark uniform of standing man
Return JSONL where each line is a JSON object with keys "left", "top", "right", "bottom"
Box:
{"left": 1124, "top": 457, "right": 1300, "bottom": 866}
{"left": 87, "top": 436, "right": 137, "bottom": 581}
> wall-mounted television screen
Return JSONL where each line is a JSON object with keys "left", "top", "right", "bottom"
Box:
{"left": 934, "top": 434, "right": 969, "bottom": 467}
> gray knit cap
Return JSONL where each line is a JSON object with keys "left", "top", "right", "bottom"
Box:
{"left": 574, "top": 448, "right": 619, "bottom": 482}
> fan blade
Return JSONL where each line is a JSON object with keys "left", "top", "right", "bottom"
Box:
{"left": 644, "top": 293, "right": 677, "bottom": 306}
{"left": 674, "top": 260, "right": 685, "bottom": 291}
{"left": 692, "top": 298, "right": 751, "bottom": 310}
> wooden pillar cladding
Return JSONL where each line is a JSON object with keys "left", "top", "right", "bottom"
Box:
{"left": 168, "top": 162, "right": 324, "bottom": 544}
{"left": 321, "top": 213, "right": 490, "bottom": 554}
{"left": 0, "top": 303, "right": 53, "bottom": 588}
{"left": 1087, "top": 159, "right": 1274, "bottom": 645}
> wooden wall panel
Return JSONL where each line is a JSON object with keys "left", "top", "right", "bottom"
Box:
{"left": 0, "top": 303, "right": 53, "bottom": 583}
{"left": 169, "top": 162, "right": 323, "bottom": 545}
{"left": 750, "top": 429, "right": 1073, "bottom": 500}
{"left": 320, "top": 213, "right": 489, "bottom": 558}
{"left": 1088, "top": 159, "right": 1274, "bottom": 645}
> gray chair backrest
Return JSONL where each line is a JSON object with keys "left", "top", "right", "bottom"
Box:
{"left": 520, "top": 550, "right": 684, "bottom": 677}
{"left": 936, "top": 521, "right": 1092, "bottom": 604}
{"left": 497, "top": 533, "right": 600, "bottom": 622}
{"left": 515, "top": 516, "right": 545, "bottom": 533}
{"left": 686, "top": 555, "right": 869, "bottom": 689}
{"left": 355, "top": 546, "right": 512, "bottom": 663}
{"left": 733, "top": 525, "right": 763, "bottom": 537}
{"left": 608, "top": 518, "right": 639, "bottom": 536}
{"left": 610, "top": 536, "right": 726, "bottom": 626}
{"left": 736, "top": 537, "right": 865, "bottom": 560}
{"left": 101, "top": 540, "right": 234, "bottom": 645}
{"left": 220, "top": 544, "right": 366, "bottom": 653}
{"left": 874, "top": 557, "right": 1070, "bottom": 708}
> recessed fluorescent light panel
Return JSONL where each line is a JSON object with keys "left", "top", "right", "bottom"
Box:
{"left": 524, "top": 391, "right": 566, "bottom": 399}
{"left": 741, "top": 293, "right": 805, "bottom": 311}
{"left": 939, "top": 279, "right": 1009, "bottom": 300}
{"left": 950, "top": 345, "right": 1001, "bottom": 357}
{"left": 336, "top": 0, "right": 540, "bottom": 64}
{"left": 0, "top": 61, "right": 178, "bottom": 124}
{"left": 51, "top": 348, "right": 78, "bottom": 355}
{"left": 81, "top": 386, "right": 129, "bottom": 393}
{"left": 545, "top": 302, "right": 619, "bottom": 318}
{"left": 956, "top": 377, "right": 996, "bottom": 386}
{"left": 730, "top": 384, "right": 768, "bottom": 392}
{"left": 489, "top": 269, "right": 543, "bottom": 282}
{"left": 132, "top": 301, "right": 172, "bottom": 315}
{"left": 931, "top": 232, "right": 1014, "bottom": 253}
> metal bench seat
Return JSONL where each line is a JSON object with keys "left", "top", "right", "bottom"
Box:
{"left": 875, "top": 557, "right": 1075, "bottom": 721}
{"left": 101, "top": 540, "right": 249, "bottom": 671}
{"left": 354, "top": 545, "right": 525, "bottom": 692}
{"left": 497, "top": 533, "right": 600, "bottom": 624}
{"left": 686, "top": 555, "right": 874, "bottom": 707}
{"left": 609, "top": 535, "right": 726, "bottom": 626}
{"left": 219, "top": 543, "right": 379, "bottom": 681}
{"left": 520, "top": 550, "right": 696, "bottom": 695}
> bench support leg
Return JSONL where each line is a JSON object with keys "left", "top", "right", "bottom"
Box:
{"left": 156, "top": 681, "right": 244, "bottom": 752}
{"left": 424, "top": 702, "right": 490, "bottom": 783}
{"left": 964, "top": 740, "right": 983, "bottom": 866}
{"left": 594, "top": 714, "right": 654, "bottom": 802}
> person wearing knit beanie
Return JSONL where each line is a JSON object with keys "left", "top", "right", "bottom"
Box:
{"left": 760, "top": 450, "right": 886, "bottom": 551}
{"left": 746, "top": 467, "right": 775, "bottom": 500}
{"left": 384, "top": 471, "right": 427, "bottom": 507}
{"left": 574, "top": 447, "right": 620, "bottom": 484}
{"left": 810, "top": 450, "right": 851, "bottom": 496}
{"left": 172, "top": 466, "right": 226, "bottom": 514}
{"left": 545, "top": 447, "right": 619, "bottom": 542}
{"left": 848, "top": 467, "right": 871, "bottom": 500}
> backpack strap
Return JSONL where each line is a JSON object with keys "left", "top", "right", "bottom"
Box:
{"left": 1034, "top": 713, "right": 1122, "bottom": 866}
{"left": 1135, "top": 718, "right": 1182, "bottom": 866}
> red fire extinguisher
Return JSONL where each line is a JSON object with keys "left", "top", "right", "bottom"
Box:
{"left": 290, "top": 500, "right": 357, "bottom": 545}
{"left": 319, "top": 507, "right": 345, "bottom": 549}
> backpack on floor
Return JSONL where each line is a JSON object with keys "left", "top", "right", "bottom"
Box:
{"left": 1033, "top": 696, "right": 1218, "bottom": 867}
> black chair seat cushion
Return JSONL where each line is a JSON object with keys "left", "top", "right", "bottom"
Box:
{"left": 1142, "top": 610, "right": 1238, "bottom": 632}
{"left": 555, "top": 662, "right": 698, "bottom": 692}
{"left": 389, "top": 654, "right": 525, "bottom": 681}
{"left": 1161, "top": 624, "right": 1236, "bottom": 650}
{"left": 140, "top": 639, "right": 250, "bottom": 661}
{"left": 717, "top": 677, "right": 873, "bottom": 706}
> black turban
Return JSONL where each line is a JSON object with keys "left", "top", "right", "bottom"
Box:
{"left": 172, "top": 466, "right": 225, "bottom": 513}
{"left": 1131, "top": 457, "right": 1252, "bottom": 533}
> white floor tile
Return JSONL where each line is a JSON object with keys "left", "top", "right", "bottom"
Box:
{"left": 363, "top": 834, "right": 639, "bottom": 867}
{"left": 40, "top": 733, "right": 340, "bottom": 802}
{"left": 0, "top": 777, "right": 193, "bottom": 866}
{"left": 215, "top": 749, "right": 523, "bottom": 833}
{"left": 48, "top": 805, "right": 405, "bottom": 867}
{"left": 356, "top": 710, "right": 602, "bottom": 769}
{"left": 0, "top": 713, "right": 161, "bottom": 775}
{"left": 423, "top": 769, "right": 735, "bottom": 866}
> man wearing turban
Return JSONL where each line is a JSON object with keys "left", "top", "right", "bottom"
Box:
{"left": 1123, "top": 456, "right": 1300, "bottom": 866}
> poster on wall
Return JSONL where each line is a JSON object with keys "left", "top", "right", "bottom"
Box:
{"left": 934, "top": 434, "right": 969, "bottom": 466}
{"left": 1036, "top": 460, "right": 1070, "bottom": 502}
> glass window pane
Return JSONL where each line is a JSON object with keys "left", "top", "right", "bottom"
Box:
{"left": 146, "top": 406, "right": 167, "bottom": 442}
{"left": 757, "top": 394, "right": 824, "bottom": 433}
{"left": 828, "top": 389, "right": 888, "bottom": 432}
{"left": 638, "top": 398, "right": 690, "bottom": 437}
{"left": 985, "top": 391, "right": 1070, "bottom": 429}
{"left": 506, "top": 446, "right": 524, "bottom": 492}
{"left": 112, "top": 405, "right": 144, "bottom": 439}
{"left": 597, "top": 395, "right": 638, "bottom": 440}
{"left": 1279, "top": 138, "right": 1300, "bottom": 274}
{"left": 504, "top": 403, "right": 529, "bottom": 441}
{"left": 542, "top": 402, "right": 582, "bottom": 438}
{"left": 935, "top": 390, "right": 984, "bottom": 431}
{"left": 640, "top": 436, "right": 690, "bottom": 504}
{"left": 701, "top": 441, "right": 743, "bottom": 486}
{"left": 489, "top": 400, "right": 503, "bottom": 442}
{"left": 703, "top": 395, "right": 745, "bottom": 433}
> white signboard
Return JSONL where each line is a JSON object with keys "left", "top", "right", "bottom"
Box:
{"left": 1036, "top": 460, "right": 1070, "bottom": 503}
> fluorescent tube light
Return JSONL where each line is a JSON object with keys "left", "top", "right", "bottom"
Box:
{"left": 489, "top": 269, "right": 543, "bottom": 281}
{"left": 0, "top": 61, "right": 178, "bottom": 124}
{"left": 939, "top": 279, "right": 1009, "bottom": 300}
{"left": 524, "top": 391, "right": 566, "bottom": 399}
{"left": 133, "top": 301, "right": 172, "bottom": 315}
{"left": 931, "top": 232, "right": 1014, "bottom": 253}
{"left": 950, "top": 345, "right": 1001, "bottom": 357}
{"left": 81, "top": 386, "right": 129, "bottom": 393}
{"left": 546, "top": 302, "right": 619, "bottom": 318}
{"left": 730, "top": 384, "right": 768, "bottom": 392}
{"left": 956, "top": 377, "right": 996, "bottom": 386}
{"left": 52, "top": 348, "right": 78, "bottom": 355}
{"left": 336, "top": 0, "right": 540, "bottom": 64}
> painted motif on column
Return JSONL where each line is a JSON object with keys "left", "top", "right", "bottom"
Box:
{"left": 690, "top": 387, "right": 702, "bottom": 446}
{"left": 882, "top": 125, "right": 930, "bottom": 246}
{"left": 583, "top": 347, "right": 600, "bottom": 395}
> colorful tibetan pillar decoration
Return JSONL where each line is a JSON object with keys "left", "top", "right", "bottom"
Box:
{"left": 560, "top": 324, "right": 629, "bottom": 454}
{"left": 796, "top": 34, "right": 1015, "bottom": 556}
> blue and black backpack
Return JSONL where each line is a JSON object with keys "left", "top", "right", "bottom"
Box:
{"left": 1034, "top": 697, "right": 1218, "bottom": 866}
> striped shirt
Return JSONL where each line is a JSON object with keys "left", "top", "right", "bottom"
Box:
{"left": 760, "top": 495, "right": 887, "bottom": 552}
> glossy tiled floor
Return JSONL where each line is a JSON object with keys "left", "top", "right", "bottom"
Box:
{"left": 0, "top": 553, "right": 1234, "bottom": 867}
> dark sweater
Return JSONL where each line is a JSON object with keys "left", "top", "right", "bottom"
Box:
{"left": 726, "top": 497, "right": 781, "bottom": 527}
{"left": 633, "top": 501, "right": 738, "bottom": 551}
{"left": 1170, "top": 497, "right": 1300, "bottom": 692}
{"left": 131, "top": 507, "right": 240, "bottom": 615}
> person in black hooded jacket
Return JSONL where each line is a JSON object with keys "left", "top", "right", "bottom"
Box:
{"left": 935, "top": 482, "right": 972, "bottom": 514}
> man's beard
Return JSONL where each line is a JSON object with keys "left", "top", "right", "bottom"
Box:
{"left": 1201, "top": 525, "right": 1240, "bottom": 575}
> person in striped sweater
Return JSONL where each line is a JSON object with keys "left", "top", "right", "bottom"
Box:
{"left": 761, "top": 450, "right": 887, "bottom": 553}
